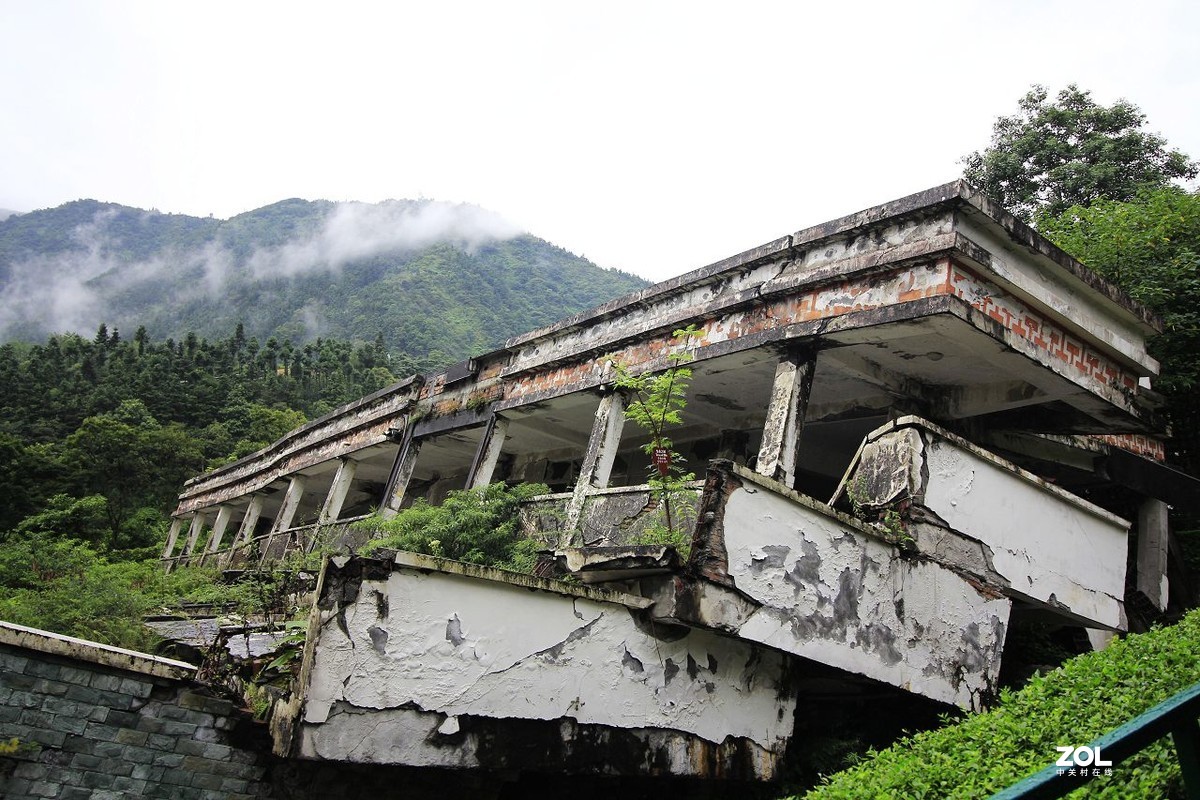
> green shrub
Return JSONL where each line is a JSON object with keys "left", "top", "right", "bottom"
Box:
{"left": 629, "top": 489, "right": 697, "bottom": 557}
{"left": 0, "top": 555, "right": 217, "bottom": 650}
{"left": 799, "top": 610, "right": 1200, "bottom": 799}
{"left": 357, "top": 482, "right": 550, "bottom": 571}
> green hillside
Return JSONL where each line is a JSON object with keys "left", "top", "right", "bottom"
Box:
{"left": 0, "top": 198, "right": 648, "bottom": 367}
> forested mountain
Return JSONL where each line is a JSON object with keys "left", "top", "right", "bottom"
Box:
{"left": 0, "top": 321, "right": 413, "bottom": 645}
{"left": 0, "top": 324, "right": 399, "bottom": 531}
{"left": 0, "top": 198, "right": 648, "bottom": 367}
{"left": 0, "top": 199, "right": 648, "bottom": 647}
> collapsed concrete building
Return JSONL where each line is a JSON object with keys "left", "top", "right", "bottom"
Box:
{"left": 163, "top": 181, "right": 1197, "bottom": 787}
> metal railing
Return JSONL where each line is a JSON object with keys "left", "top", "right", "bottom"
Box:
{"left": 989, "top": 681, "right": 1200, "bottom": 799}
{"left": 163, "top": 516, "right": 376, "bottom": 570}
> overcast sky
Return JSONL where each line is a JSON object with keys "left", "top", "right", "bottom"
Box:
{"left": 3, "top": 1, "right": 1198, "bottom": 282}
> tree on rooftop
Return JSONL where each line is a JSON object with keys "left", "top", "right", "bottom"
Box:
{"left": 613, "top": 325, "right": 701, "bottom": 545}
{"left": 962, "top": 84, "right": 1197, "bottom": 223}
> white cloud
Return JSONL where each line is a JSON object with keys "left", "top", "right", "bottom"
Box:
{"left": 245, "top": 201, "right": 522, "bottom": 279}
{"left": 0, "top": 200, "right": 524, "bottom": 338}
{"left": 2, "top": 2, "right": 1198, "bottom": 283}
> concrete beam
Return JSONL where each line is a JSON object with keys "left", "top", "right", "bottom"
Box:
{"left": 941, "top": 379, "right": 1052, "bottom": 419}
{"left": 755, "top": 351, "right": 816, "bottom": 487}
{"left": 180, "top": 513, "right": 208, "bottom": 561}
{"left": 566, "top": 393, "right": 626, "bottom": 534}
{"left": 162, "top": 517, "right": 185, "bottom": 561}
{"left": 826, "top": 348, "right": 929, "bottom": 408}
{"left": 269, "top": 476, "right": 306, "bottom": 536}
{"left": 467, "top": 416, "right": 509, "bottom": 489}
{"left": 258, "top": 477, "right": 307, "bottom": 566}
{"left": 318, "top": 458, "right": 358, "bottom": 524}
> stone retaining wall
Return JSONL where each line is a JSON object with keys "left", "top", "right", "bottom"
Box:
{"left": 0, "top": 622, "right": 271, "bottom": 799}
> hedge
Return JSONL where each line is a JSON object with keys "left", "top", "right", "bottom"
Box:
{"left": 799, "top": 609, "right": 1200, "bottom": 799}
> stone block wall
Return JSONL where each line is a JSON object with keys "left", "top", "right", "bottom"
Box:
{"left": 0, "top": 631, "right": 271, "bottom": 799}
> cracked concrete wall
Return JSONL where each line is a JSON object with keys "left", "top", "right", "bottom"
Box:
{"left": 172, "top": 183, "right": 1167, "bottom": 527}
{"left": 577, "top": 486, "right": 703, "bottom": 547}
{"left": 717, "top": 479, "right": 1009, "bottom": 710}
{"left": 517, "top": 487, "right": 703, "bottom": 548}
{"left": 296, "top": 558, "right": 796, "bottom": 778}
{"left": 851, "top": 420, "right": 1129, "bottom": 629}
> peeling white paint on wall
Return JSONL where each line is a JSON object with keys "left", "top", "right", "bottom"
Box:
{"left": 921, "top": 437, "right": 1127, "bottom": 627}
{"left": 299, "top": 561, "right": 797, "bottom": 769}
{"left": 851, "top": 420, "right": 1129, "bottom": 629}
{"left": 719, "top": 483, "right": 1009, "bottom": 710}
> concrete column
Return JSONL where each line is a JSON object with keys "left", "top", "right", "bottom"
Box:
{"left": 270, "top": 476, "right": 308, "bottom": 535}
{"left": 222, "top": 495, "right": 264, "bottom": 568}
{"left": 756, "top": 351, "right": 816, "bottom": 487}
{"left": 1086, "top": 629, "right": 1116, "bottom": 651}
{"left": 259, "top": 476, "right": 307, "bottom": 566}
{"left": 199, "top": 505, "right": 234, "bottom": 565}
{"left": 162, "top": 517, "right": 185, "bottom": 560}
{"left": 468, "top": 416, "right": 510, "bottom": 489}
{"left": 319, "top": 458, "right": 358, "bottom": 524}
{"left": 381, "top": 436, "right": 422, "bottom": 518}
{"left": 181, "top": 513, "right": 208, "bottom": 561}
{"left": 566, "top": 392, "right": 626, "bottom": 533}
{"left": 1137, "top": 497, "right": 1170, "bottom": 611}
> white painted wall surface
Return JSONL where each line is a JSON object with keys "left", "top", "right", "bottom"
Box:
{"left": 722, "top": 484, "right": 1010, "bottom": 710}
{"left": 300, "top": 564, "right": 796, "bottom": 764}
{"left": 920, "top": 437, "right": 1128, "bottom": 628}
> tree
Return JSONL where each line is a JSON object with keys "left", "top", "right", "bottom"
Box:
{"left": 963, "top": 85, "right": 1197, "bottom": 222}
{"left": 216, "top": 402, "right": 308, "bottom": 465}
{"left": 62, "top": 400, "right": 203, "bottom": 542}
{"left": 11, "top": 494, "right": 110, "bottom": 547}
{"left": 613, "top": 325, "right": 700, "bottom": 543}
{"left": 359, "top": 482, "right": 551, "bottom": 571}
{"left": 0, "top": 433, "right": 60, "bottom": 530}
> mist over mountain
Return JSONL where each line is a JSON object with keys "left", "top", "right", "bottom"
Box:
{"left": 0, "top": 198, "right": 648, "bottom": 366}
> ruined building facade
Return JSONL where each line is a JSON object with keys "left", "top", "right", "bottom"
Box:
{"left": 163, "top": 182, "right": 1195, "bottom": 784}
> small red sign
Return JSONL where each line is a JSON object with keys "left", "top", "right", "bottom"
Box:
{"left": 652, "top": 447, "right": 672, "bottom": 476}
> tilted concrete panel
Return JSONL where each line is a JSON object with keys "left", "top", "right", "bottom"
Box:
{"left": 709, "top": 473, "right": 1010, "bottom": 710}
{"left": 846, "top": 418, "right": 1129, "bottom": 629}
{"left": 292, "top": 554, "right": 798, "bottom": 779}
